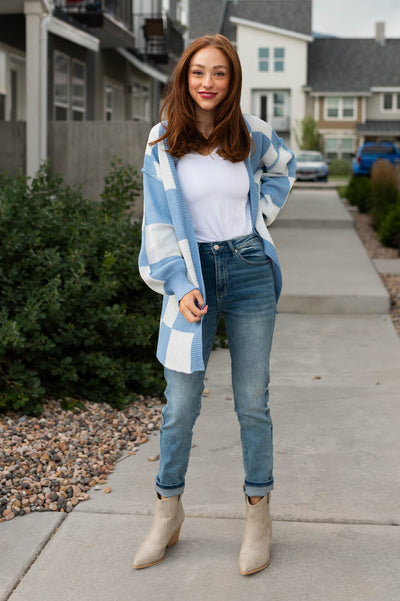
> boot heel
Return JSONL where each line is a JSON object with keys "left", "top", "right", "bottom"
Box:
{"left": 167, "top": 525, "right": 181, "bottom": 548}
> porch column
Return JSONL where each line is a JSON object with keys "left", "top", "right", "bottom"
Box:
{"left": 24, "top": 1, "right": 46, "bottom": 178}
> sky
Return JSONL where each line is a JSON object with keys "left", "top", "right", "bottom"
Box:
{"left": 312, "top": 0, "right": 400, "bottom": 38}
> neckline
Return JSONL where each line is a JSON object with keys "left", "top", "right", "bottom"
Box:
{"left": 193, "top": 148, "right": 220, "bottom": 159}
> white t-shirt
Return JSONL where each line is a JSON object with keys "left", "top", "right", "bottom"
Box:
{"left": 176, "top": 149, "right": 252, "bottom": 243}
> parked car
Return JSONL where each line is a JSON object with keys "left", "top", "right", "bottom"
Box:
{"left": 295, "top": 151, "right": 329, "bottom": 182}
{"left": 352, "top": 141, "right": 400, "bottom": 176}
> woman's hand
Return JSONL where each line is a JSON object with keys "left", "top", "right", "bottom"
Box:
{"left": 179, "top": 290, "right": 208, "bottom": 323}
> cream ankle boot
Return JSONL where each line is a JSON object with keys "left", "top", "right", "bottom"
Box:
{"left": 133, "top": 494, "right": 185, "bottom": 569}
{"left": 238, "top": 493, "right": 272, "bottom": 576}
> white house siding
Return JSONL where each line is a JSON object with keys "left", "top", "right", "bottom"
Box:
{"left": 235, "top": 24, "right": 308, "bottom": 149}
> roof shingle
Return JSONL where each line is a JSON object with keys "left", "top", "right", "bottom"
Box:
{"left": 308, "top": 38, "right": 400, "bottom": 92}
{"left": 189, "top": 0, "right": 312, "bottom": 42}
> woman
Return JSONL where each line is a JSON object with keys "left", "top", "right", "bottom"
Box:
{"left": 134, "top": 34, "right": 296, "bottom": 575}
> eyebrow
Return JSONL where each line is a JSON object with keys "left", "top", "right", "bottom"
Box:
{"left": 191, "top": 63, "right": 228, "bottom": 69}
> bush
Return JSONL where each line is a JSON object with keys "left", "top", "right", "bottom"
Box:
{"left": 377, "top": 202, "right": 400, "bottom": 250}
{"left": 370, "top": 160, "right": 399, "bottom": 229}
{"left": 346, "top": 176, "right": 372, "bottom": 213}
{"left": 0, "top": 161, "right": 164, "bottom": 414}
{"left": 328, "top": 158, "right": 352, "bottom": 178}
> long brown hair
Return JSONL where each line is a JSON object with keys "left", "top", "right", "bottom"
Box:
{"left": 152, "top": 35, "right": 251, "bottom": 162}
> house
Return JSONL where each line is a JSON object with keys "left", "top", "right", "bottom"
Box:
{"left": 0, "top": 0, "right": 187, "bottom": 202}
{"left": 188, "top": 1, "right": 400, "bottom": 155}
{"left": 1, "top": 0, "right": 399, "bottom": 190}
{"left": 188, "top": 0, "right": 313, "bottom": 148}
{"left": 305, "top": 23, "right": 400, "bottom": 158}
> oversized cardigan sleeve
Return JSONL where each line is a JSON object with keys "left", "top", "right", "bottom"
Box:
{"left": 244, "top": 114, "right": 297, "bottom": 228}
{"left": 138, "top": 124, "right": 199, "bottom": 302}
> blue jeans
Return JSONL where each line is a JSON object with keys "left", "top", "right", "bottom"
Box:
{"left": 156, "top": 233, "right": 276, "bottom": 498}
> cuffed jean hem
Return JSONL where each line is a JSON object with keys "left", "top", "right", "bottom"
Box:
{"left": 244, "top": 480, "right": 274, "bottom": 498}
{"left": 155, "top": 481, "right": 185, "bottom": 498}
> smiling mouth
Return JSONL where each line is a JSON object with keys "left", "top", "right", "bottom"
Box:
{"left": 199, "top": 92, "right": 217, "bottom": 98}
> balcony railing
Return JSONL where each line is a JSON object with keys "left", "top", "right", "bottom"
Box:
{"left": 54, "top": 4, "right": 184, "bottom": 63}
{"left": 54, "top": 0, "right": 133, "bottom": 32}
{"left": 134, "top": 14, "right": 185, "bottom": 63}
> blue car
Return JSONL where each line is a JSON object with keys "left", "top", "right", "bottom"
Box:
{"left": 352, "top": 142, "right": 400, "bottom": 176}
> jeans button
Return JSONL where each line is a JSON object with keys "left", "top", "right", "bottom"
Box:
{"left": 213, "top": 244, "right": 220, "bottom": 250}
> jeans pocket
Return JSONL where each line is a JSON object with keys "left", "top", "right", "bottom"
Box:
{"left": 234, "top": 244, "right": 271, "bottom": 266}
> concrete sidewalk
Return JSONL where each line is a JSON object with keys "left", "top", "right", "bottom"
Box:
{"left": 2, "top": 188, "right": 400, "bottom": 601}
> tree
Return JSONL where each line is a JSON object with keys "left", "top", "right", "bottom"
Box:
{"left": 295, "top": 116, "right": 322, "bottom": 151}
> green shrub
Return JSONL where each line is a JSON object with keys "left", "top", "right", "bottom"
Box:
{"left": 329, "top": 158, "right": 352, "bottom": 178}
{"left": 0, "top": 161, "right": 164, "bottom": 414}
{"left": 346, "top": 177, "right": 372, "bottom": 213}
{"left": 370, "top": 160, "right": 399, "bottom": 229}
{"left": 377, "top": 202, "right": 400, "bottom": 250}
{"left": 336, "top": 186, "right": 348, "bottom": 199}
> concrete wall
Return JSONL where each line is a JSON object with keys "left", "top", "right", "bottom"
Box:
{"left": 47, "top": 121, "right": 151, "bottom": 217}
{"left": 0, "top": 122, "right": 26, "bottom": 174}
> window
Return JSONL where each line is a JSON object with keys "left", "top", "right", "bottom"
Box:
{"left": 0, "top": 51, "right": 6, "bottom": 119}
{"left": 342, "top": 97, "right": 355, "bottom": 118}
{"left": 0, "top": 51, "right": 5, "bottom": 94}
{"left": 326, "top": 97, "right": 339, "bottom": 118}
{"left": 325, "top": 96, "right": 355, "bottom": 120}
{"left": 54, "top": 52, "right": 69, "bottom": 121}
{"left": 71, "top": 60, "right": 85, "bottom": 121}
{"left": 176, "top": 0, "right": 184, "bottom": 23}
{"left": 132, "top": 83, "right": 150, "bottom": 121}
{"left": 325, "top": 137, "right": 339, "bottom": 159}
{"left": 325, "top": 137, "right": 354, "bottom": 159}
{"left": 105, "top": 85, "right": 112, "bottom": 121}
{"left": 383, "top": 93, "right": 393, "bottom": 110}
{"left": 274, "top": 47, "right": 285, "bottom": 72}
{"left": 104, "top": 82, "right": 124, "bottom": 121}
{"left": 0, "top": 51, "right": 26, "bottom": 121}
{"left": 341, "top": 138, "right": 354, "bottom": 159}
{"left": 273, "top": 92, "right": 285, "bottom": 117}
{"left": 258, "top": 48, "right": 269, "bottom": 71}
{"left": 10, "top": 69, "right": 17, "bottom": 122}
{"left": 54, "top": 52, "right": 86, "bottom": 121}
{"left": 382, "top": 92, "right": 400, "bottom": 111}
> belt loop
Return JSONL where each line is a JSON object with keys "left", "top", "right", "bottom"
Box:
{"left": 226, "top": 240, "right": 236, "bottom": 255}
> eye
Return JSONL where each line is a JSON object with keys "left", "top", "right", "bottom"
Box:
{"left": 215, "top": 71, "right": 227, "bottom": 77}
{"left": 191, "top": 70, "right": 203, "bottom": 76}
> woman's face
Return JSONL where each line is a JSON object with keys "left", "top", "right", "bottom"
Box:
{"left": 187, "top": 46, "right": 231, "bottom": 118}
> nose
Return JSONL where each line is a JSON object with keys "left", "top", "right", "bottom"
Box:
{"left": 203, "top": 73, "right": 212, "bottom": 87}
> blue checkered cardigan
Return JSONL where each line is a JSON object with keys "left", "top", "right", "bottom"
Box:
{"left": 138, "top": 114, "right": 296, "bottom": 373}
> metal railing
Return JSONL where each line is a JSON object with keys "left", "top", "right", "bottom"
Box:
{"left": 134, "top": 13, "right": 184, "bottom": 63}
{"left": 54, "top": 1, "right": 133, "bottom": 31}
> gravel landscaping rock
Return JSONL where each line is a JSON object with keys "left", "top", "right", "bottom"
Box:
{"left": 0, "top": 397, "right": 162, "bottom": 521}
